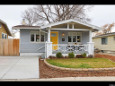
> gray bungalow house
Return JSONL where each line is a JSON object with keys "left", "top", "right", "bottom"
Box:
{"left": 12, "top": 19, "right": 100, "bottom": 58}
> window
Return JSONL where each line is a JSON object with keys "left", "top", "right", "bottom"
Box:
{"left": 101, "top": 38, "right": 107, "bottom": 44}
{"left": 5, "top": 34, "right": 7, "bottom": 39}
{"left": 31, "top": 34, "right": 34, "bottom": 42}
{"left": 51, "top": 33, "right": 56, "bottom": 37}
{"left": 68, "top": 36, "right": 72, "bottom": 42}
{"left": 2, "top": 33, "right": 4, "bottom": 39}
{"left": 2, "top": 33, "right": 7, "bottom": 39}
{"left": 77, "top": 36, "right": 81, "bottom": 42}
{"left": 30, "top": 31, "right": 45, "bottom": 42}
{"left": 68, "top": 32, "right": 81, "bottom": 43}
{"left": 73, "top": 36, "right": 76, "bottom": 42}
{"left": 36, "top": 34, "right": 40, "bottom": 42}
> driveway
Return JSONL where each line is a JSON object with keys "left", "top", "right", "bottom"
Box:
{"left": 0, "top": 56, "right": 39, "bottom": 79}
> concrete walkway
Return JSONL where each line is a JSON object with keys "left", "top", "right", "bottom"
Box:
{"left": 1, "top": 76, "right": 115, "bottom": 81}
{"left": 0, "top": 56, "right": 39, "bottom": 79}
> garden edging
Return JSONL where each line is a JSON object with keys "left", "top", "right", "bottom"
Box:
{"left": 44, "top": 59, "right": 115, "bottom": 72}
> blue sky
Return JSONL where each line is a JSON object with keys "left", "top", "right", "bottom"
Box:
{"left": 0, "top": 5, "right": 115, "bottom": 32}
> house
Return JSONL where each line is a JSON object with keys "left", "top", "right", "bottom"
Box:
{"left": 0, "top": 19, "right": 12, "bottom": 39}
{"left": 93, "top": 32, "right": 115, "bottom": 53}
{"left": 12, "top": 19, "right": 100, "bottom": 58}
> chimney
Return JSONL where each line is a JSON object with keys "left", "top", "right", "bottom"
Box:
{"left": 22, "top": 19, "right": 26, "bottom": 25}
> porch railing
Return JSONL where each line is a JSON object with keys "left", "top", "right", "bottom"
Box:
{"left": 52, "top": 44, "right": 88, "bottom": 53}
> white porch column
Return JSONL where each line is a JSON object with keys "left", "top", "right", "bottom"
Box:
{"left": 87, "top": 30, "right": 94, "bottom": 56}
{"left": 45, "top": 27, "right": 52, "bottom": 58}
{"left": 48, "top": 28, "right": 51, "bottom": 42}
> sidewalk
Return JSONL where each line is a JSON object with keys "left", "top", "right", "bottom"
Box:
{"left": 1, "top": 76, "right": 115, "bottom": 81}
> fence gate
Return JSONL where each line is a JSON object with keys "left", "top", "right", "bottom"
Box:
{"left": 0, "top": 39, "right": 19, "bottom": 56}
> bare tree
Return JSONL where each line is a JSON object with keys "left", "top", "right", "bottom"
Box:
{"left": 22, "top": 5, "right": 93, "bottom": 26}
{"left": 101, "top": 23, "right": 115, "bottom": 34}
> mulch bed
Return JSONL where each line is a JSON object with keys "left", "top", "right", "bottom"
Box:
{"left": 95, "top": 53, "right": 115, "bottom": 62}
{"left": 39, "top": 54, "right": 115, "bottom": 79}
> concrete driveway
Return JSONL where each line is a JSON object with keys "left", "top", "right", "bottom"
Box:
{"left": 0, "top": 56, "right": 39, "bottom": 80}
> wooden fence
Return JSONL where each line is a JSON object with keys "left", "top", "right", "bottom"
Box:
{"left": 0, "top": 39, "right": 19, "bottom": 56}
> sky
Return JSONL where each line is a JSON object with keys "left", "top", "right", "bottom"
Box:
{"left": 0, "top": 5, "right": 115, "bottom": 38}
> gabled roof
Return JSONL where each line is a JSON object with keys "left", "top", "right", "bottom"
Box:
{"left": 40, "top": 19, "right": 100, "bottom": 31}
{"left": 12, "top": 25, "right": 40, "bottom": 29}
{"left": 93, "top": 32, "right": 115, "bottom": 38}
{"left": 0, "top": 19, "right": 12, "bottom": 36}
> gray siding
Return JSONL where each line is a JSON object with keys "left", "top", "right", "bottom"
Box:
{"left": 82, "top": 31, "right": 89, "bottom": 44}
{"left": 56, "top": 31, "right": 89, "bottom": 44}
{"left": 20, "top": 29, "right": 46, "bottom": 53}
{"left": 20, "top": 29, "right": 89, "bottom": 53}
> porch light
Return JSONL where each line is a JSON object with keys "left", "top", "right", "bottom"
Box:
{"left": 62, "top": 33, "right": 65, "bottom": 36}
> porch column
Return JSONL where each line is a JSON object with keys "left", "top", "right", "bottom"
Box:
{"left": 48, "top": 28, "right": 51, "bottom": 42}
{"left": 45, "top": 27, "right": 52, "bottom": 58}
{"left": 87, "top": 30, "right": 94, "bottom": 56}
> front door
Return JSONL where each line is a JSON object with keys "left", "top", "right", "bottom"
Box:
{"left": 50, "top": 31, "right": 58, "bottom": 50}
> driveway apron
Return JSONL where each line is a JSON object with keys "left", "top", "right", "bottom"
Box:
{"left": 0, "top": 56, "right": 39, "bottom": 79}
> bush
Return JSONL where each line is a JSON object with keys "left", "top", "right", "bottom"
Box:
{"left": 56, "top": 52, "right": 63, "bottom": 58}
{"left": 81, "top": 53, "right": 87, "bottom": 58}
{"left": 76, "top": 55, "right": 84, "bottom": 58}
{"left": 87, "top": 54, "right": 93, "bottom": 58}
{"left": 48, "top": 56, "right": 56, "bottom": 59}
{"left": 68, "top": 52, "right": 75, "bottom": 58}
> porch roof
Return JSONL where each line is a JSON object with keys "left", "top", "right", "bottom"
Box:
{"left": 41, "top": 19, "right": 101, "bottom": 31}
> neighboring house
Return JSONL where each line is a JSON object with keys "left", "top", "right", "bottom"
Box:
{"left": 93, "top": 32, "right": 115, "bottom": 53}
{"left": 12, "top": 19, "right": 100, "bottom": 58}
{"left": 0, "top": 19, "right": 12, "bottom": 39}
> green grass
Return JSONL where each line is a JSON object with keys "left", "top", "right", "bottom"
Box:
{"left": 46, "top": 58, "right": 115, "bottom": 68}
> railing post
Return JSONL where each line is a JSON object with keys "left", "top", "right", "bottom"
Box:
{"left": 87, "top": 42, "right": 94, "bottom": 56}
{"left": 45, "top": 41, "right": 52, "bottom": 58}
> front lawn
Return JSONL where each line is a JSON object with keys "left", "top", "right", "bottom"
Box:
{"left": 46, "top": 58, "right": 115, "bottom": 68}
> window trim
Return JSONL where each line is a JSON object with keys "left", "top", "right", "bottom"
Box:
{"left": 101, "top": 37, "right": 107, "bottom": 45}
{"left": 30, "top": 31, "right": 45, "bottom": 43}
{"left": 2, "top": 32, "right": 7, "bottom": 39}
{"left": 67, "top": 32, "right": 82, "bottom": 43}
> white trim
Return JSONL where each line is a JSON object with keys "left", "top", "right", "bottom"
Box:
{"left": 67, "top": 32, "right": 82, "bottom": 44}
{"left": 67, "top": 23, "right": 69, "bottom": 29}
{"left": 30, "top": 31, "right": 45, "bottom": 43}
{"left": 50, "top": 28, "right": 90, "bottom": 31}
{"left": 41, "top": 19, "right": 100, "bottom": 30}
{"left": 72, "top": 23, "right": 74, "bottom": 29}
{"left": 48, "top": 28, "right": 51, "bottom": 42}
{"left": 12, "top": 27, "right": 40, "bottom": 30}
{"left": 20, "top": 53, "right": 44, "bottom": 56}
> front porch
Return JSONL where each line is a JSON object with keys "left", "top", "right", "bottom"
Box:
{"left": 40, "top": 19, "right": 99, "bottom": 58}
{"left": 52, "top": 44, "right": 88, "bottom": 55}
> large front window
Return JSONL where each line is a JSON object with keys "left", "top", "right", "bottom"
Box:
{"left": 30, "top": 31, "right": 45, "bottom": 42}
{"left": 68, "top": 32, "right": 81, "bottom": 43}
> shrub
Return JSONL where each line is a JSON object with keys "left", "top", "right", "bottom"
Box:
{"left": 48, "top": 56, "right": 56, "bottom": 59}
{"left": 56, "top": 52, "right": 63, "bottom": 58}
{"left": 76, "top": 55, "right": 84, "bottom": 58}
{"left": 68, "top": 52, "right": 75, "bottom": 58}
{"left": 81, "top": 53, "right": 87, "bottom": 58}
{"left": 87, "top": 54, "right": 93, "bottom": 58}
